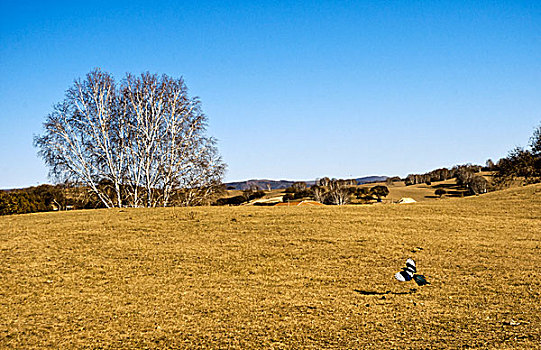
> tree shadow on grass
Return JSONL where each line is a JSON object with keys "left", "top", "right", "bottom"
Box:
{"left": 432, "top": 183, "right": 458, "bottom": 189}
{"left": 425, "top": 187, "right": 468, "bottom": 198}
{"left": 424, "top": 191, "right": 466, "bottom": 198}
{"left": 430, "top": 183, "right": 469, "bottom": 198}
{"left": 354, "top": 288, "right": 417, "bottom": 295}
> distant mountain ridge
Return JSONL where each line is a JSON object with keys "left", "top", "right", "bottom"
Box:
{"left": 225, "top": 176, "right": 388, "bottom": 190}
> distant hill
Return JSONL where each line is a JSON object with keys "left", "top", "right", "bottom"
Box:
{"left": 354, "top": 176, "right": 388, "bottom": 185}
{"left": 224, "top": 176, "right": 388, "bottom": 190}
{"left": 224, "top": 180, "right": 301, "bottom": 190}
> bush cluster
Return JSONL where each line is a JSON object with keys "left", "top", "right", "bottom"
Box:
{"left": 494, "top": 124, "right": 541, "bottom": 185}
{"left": 214, "top": 186, "right": 266, "bottom": 206}
{"left": 0, "top": 185, "right": 93, "bottom": 215}
{"left": 215, "top": 195, "right": 246, "bottom": 206}
{"left": 283, "top": 182, "right": 312, "bottom": 202}
{"left": 310, "top": 179, "right": 390, "bottom": 205}
{"left": 405, "top": 165, "right": 483, "bottom": 186}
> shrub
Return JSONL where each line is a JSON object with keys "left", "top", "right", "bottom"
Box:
{"left": 0, "top": 185, "right": 72, "bottom": 215}
{"left": 369, "top": 185, "right": 389, "bottom": 202}
{"left": 215, "top": 195, "right": 246, "bottom": 206}
{"left": 355, "top": 187, "right": 371, "bottom": 199}
{"left": 435, "top": 189, "right": 446, "bottom": 198}
{"left": 469, "top": 175, "right": 488, "bottom": 195}
{"left": 242, "top": 187, "right": 265, "bottom": 201}
{"left": 282, "top": 193, "right": 295, "bottom": 202}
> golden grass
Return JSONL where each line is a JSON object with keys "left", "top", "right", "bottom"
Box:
{"left": 357, "top": 179, "right": 464, "bottom": 203}
{"left": 1, "top": 184, "right": 540, "bottom": 348}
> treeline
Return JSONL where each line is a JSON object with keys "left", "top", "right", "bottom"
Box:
{"left": 284, "top": 179, "right": 389, "bottom": 205}
{"left": 402, "top": 123, "right": 541, "bottom": 194}
{"left": 0, "top": 185, "right": 95, "bottom": 216}
{"left": 214, "top": 186, "right": 265, "bottom": 206}
{"left": 494, "top": 124, "right": 541, "bottom": 185}
{"left": 214, "top": 178, "right": 390, "bottom": 206}
{"left": 1, "top": 183, "right": 227, "bottom": 215}
{"left": 9, "top": 123, "right": 539, "bottom": 213}
{"left": 405, "top": 164, "right": 488, "bottom": 195}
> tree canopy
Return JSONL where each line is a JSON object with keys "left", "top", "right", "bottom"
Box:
{"left": 35, "top": 69, "right": 226, "bottom": 208}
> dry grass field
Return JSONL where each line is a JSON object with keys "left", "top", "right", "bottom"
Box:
{"left": 1, "top": 184, "right": 540, "bottom": 349}
{"left": 359, "top": 176, "right": 493, "bottom": 203}
{"left": 371, "top": 180, "right": 461, "bottom": 203}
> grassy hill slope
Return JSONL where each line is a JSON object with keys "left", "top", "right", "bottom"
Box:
{"left": 362, "top": 179, "right": 462, "bottom": 203}
{"left": 360, "top": 172, "right": 495, "bottom": 203}
{"left": 1, "top": 184, "right": 540, "bottom": 348}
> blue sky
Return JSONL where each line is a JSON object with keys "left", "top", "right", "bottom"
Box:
{"left": 1, "top": 1, "right": 540, "bottom": 188}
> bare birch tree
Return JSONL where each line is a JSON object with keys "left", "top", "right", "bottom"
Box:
{"left": 311, "top": 185, "right": 327, "bottom": 203}
{"left": 35, "top": 70, "right": 123, "bottom": 208}
{"left": 326, "top": 179, "right": 352, "bottom": 205}
{"left": 35, "top": 69, "right": 225, "bottom": 208}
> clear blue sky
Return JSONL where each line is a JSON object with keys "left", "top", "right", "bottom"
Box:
{"left": 1, "top": 1, "right": 540, "bottom": 188}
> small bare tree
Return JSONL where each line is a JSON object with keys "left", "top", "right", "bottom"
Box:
{"left": 326, "top": 179, "right": 352, "bottom": 205}
{"left": 317, "top": 177, "right": 331, "bottom": 187}
{"left": 292, "top": 181, "right": 307, "bottom": 191}
{"left": 311, "top": 185, "right": 327, "bottom": 203}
